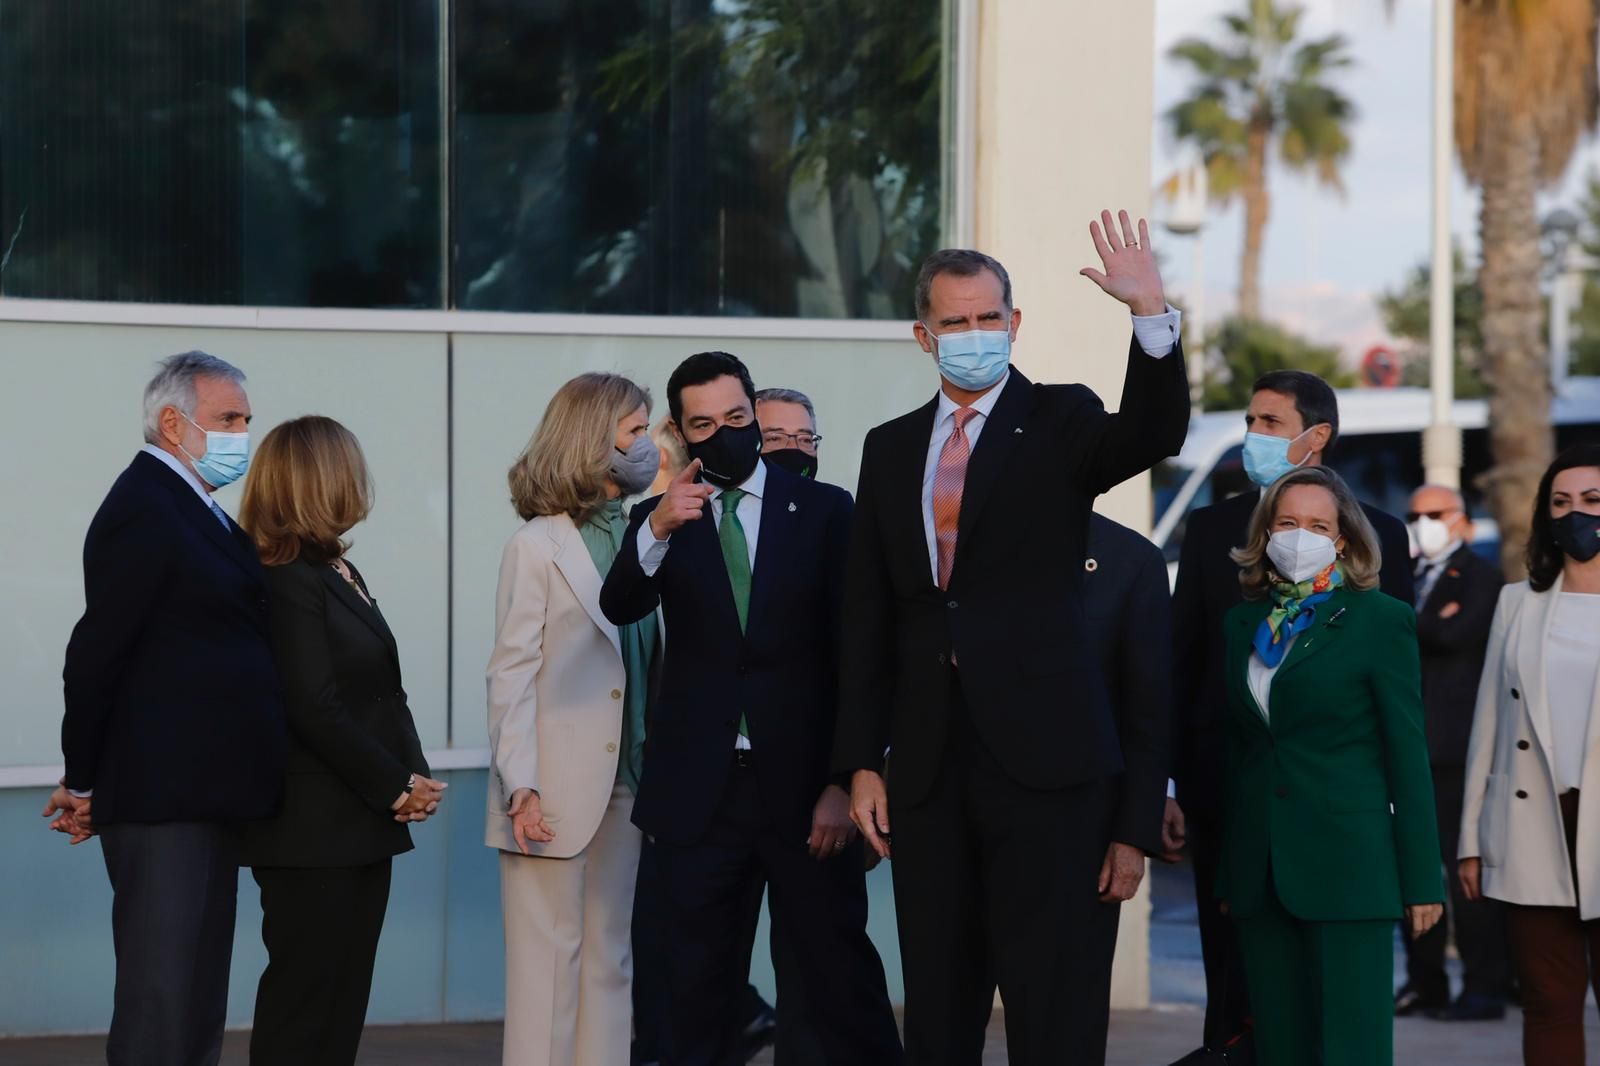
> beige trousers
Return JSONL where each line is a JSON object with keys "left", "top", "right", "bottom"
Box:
{"left": 500, "top": 783, "right": 641, "bottom": 1066}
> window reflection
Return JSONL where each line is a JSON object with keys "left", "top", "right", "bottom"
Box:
{"left": 452, "top": 0, "right": 945, "bottom": 318}
{"left": 0, "top": 1, "right": 442, "bottom": 307}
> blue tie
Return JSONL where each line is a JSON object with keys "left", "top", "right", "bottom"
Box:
{"left": 208, "top": 499, "right": 231, "bottom": 531}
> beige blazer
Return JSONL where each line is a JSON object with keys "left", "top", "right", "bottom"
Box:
{"left": 485, "top": 514, "right": 628, "bottom": 859}
{"left": 1460, "top": 574, "right": 1600, "bottom": 917}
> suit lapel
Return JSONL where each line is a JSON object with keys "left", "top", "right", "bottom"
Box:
{"left": 1231, "top": 602, "right": 1273, "bottom": 731}
{"left": 550, "top": 516, "right": 623, "bottom": 657}
{"left": 154, "top": 468, "right": 261, "bottom": 581}
{"left": 746, "top": 469, "right": 795, "bottom": 634}
{"left": 890, "top": 397, "right": 941, "bottom": 590}
{"left": 319, "top": 564, "right": 402, "bottom": 668}
{"left": 1516, "top": 573, "right": 1561, "bottom": 763}
{"left": 952, "top": 372, "right": 1030, "bottom": 576}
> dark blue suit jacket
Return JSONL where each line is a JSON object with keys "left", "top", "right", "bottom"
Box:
{"left": 61, "top": 451, "right": 287, "bottom": 824}
{"left": 600, "top": 461, "right": 852, "bottom": 847}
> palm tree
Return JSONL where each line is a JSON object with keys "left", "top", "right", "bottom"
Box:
{"left": 1166, "top": 0, "right": 1355, "bottom": 320}
{"left": 1453, "top": 0, "right": 1597, "bottom": 578}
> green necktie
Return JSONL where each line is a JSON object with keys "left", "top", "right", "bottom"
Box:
{"left": 719, "top": 489, "right": 752, "bottom": 739}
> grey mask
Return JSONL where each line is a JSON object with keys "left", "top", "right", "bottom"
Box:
{"left": 610, "top": 436, "right": 661, "bottom": 496}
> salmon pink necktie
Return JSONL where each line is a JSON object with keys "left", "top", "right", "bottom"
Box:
{"left": 933, "top": 407, "right": 979, "bottom": 589}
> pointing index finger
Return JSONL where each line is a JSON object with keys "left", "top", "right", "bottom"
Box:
{"left": 675, "top": 458, "right": 704, "bottom": 485}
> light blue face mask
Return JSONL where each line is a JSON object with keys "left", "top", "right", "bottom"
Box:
{"left": 924, "top": 323, "right": 1012, "bottom": 392}
{"left": 1241, "top": 426, "right": 1314, "bottom": 488}
{"left": 179, "top": 412, "right": 251, "bottom": 489}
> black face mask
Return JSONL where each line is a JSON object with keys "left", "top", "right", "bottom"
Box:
{"left": 762, "top": 447, "right": 818, "bottom": 480}
{"left": 686, "top": 421, "right": 763, "bottom": 489}
{"left": 1554, "top": 510, "right": 1600, "bottom": 563}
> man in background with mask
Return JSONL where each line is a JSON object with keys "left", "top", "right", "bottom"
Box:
{"left": 602, "top": 351, "right": 901, "bottom": 1065}
{"left": 48, "top": 351, "right": 287, "bottom": 1066}
{"left": 756, "top": 388, "right": 822, "bottom": 482}
{"left": 834, "top": 214, "right": 1190, "bottom": 1064}
{"left": 1397, "top": 484, "right": 1511, "bottom": 1021}
{"left": 1167, "top": 368, "right": 1412, "bottom": 1064}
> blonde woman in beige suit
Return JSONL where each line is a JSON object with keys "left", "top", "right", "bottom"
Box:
{"left": 487, "top": 372, "right": 661, "bottom": 1066}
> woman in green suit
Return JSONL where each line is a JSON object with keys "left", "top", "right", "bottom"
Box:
{"left": 1216, "top": 465, "right": 1445, "bottom": 1066}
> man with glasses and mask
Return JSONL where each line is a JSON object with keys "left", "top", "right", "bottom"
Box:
{"left": 48, "top": 351, "right": 287, "bottom": 1066}
{"left": 1167, "top": 369, "right": 1413, "bottom": 1064}
{"left": 602, "top": 351, "right": 901, "bottom": 1066}
{"left": 756, "top": 388, "right": 823, "bottom": 482}
{"left": 1397, "top": 485, "right": 1510, "bottom": 1022}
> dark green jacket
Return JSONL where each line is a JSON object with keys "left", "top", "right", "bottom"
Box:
{"left": 1216, "top": 585, "right": 1444, "bottom": 921}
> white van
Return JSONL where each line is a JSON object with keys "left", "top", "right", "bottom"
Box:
{"left": 1150, "top": 376, "right": 1600, "bottom": 577}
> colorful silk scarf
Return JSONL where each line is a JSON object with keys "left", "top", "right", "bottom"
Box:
{"left": 1252, "top": 563, "right": 1343, "bottom": 668}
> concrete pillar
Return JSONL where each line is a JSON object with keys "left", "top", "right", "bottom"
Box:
{"left": 972, "top": 0, "right": 1160, "bottom": 1009}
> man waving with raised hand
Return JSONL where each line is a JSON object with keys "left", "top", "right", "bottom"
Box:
{"left": 834, "top": 210, "right": 1189, "bottom": 1065}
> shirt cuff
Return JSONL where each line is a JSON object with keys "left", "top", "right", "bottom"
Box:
{"left": 1166, "top": 779, "right": 1176, "bottom": 800}
{"left": 1131, "top": 305, "right": 1182, "bottom": 358}
{"left": 67, "top": 788, "right": 93, "bottom": 799}
{"left": 635, "top": 522, "right": 672, "bottom": 577}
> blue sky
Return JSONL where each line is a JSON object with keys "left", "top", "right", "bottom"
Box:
{"left": 1151, "top": 0, "right": 1600, "bottom": 359}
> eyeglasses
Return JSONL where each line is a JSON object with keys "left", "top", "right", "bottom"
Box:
{"left": 1406, "top": 509, "right": 1460, "bottom": 523}
{"left": 762, "top": 431, "right": 822, "bottom": 450}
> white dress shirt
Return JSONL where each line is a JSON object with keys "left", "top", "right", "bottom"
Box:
{"left": 1247, "top": 636, "right": 1298, "bottom": 723}
{"left": 918, "top": 307, "right": 1183, "bottom": 586}
{"left": 1548, "top": 591, "right": 1600, "bottom": 792}
{"left": 637, "top": 458, "right": 768, "bottom": 749}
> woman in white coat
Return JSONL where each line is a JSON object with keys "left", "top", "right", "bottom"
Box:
{"left": 1460, "top": 443, "right": 1600, "bottom": 1066}
{"left": 487, "top": 372, "right": 660, "bottom": 1066}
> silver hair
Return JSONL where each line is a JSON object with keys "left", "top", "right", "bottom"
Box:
{"left": 754, "top": 387, "right": 817, "bottom": 427}
{"left": 142, "top": 351, "right": 247, "bottom": 444}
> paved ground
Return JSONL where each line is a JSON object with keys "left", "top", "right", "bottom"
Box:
{"left": 9, "top": 862, "right": 1590, "bottom": 1063}
{"left": 0, "top": 1009, "right": 1565, "bottom": 1065}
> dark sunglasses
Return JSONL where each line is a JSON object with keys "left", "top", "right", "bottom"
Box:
{"left": 1406, "top": 509, "right": 1459, "bottom": 523}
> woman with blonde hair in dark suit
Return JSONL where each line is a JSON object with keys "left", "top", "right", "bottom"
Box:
{"left": 488, "top": 372, "right": 660, "bottom": 1066}
{"left": 238, "top": 415, "right": 443, "bottom": 1066}
{"left": 1216, "top": 464, "right": 1443, "bottom": 1066}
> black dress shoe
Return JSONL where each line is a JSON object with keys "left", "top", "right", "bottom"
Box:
{"left": 1168, "top": 1048, "right": 1224, "bottom": 1065}
{"left": 1168, "top": 1033, "right": 1254, "bottom": 1065}
{"left": 1427, "top": 993, "right": 1508, "bottom": 1021}
{"left": 1394, "top": 984, "right": 1449, "bottom": 1017}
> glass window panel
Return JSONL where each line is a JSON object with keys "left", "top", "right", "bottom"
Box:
{"left": 452, "top": 0, "right": 946, "bottom": 318}
{"left": 0, "top": 1, "right": 442, "bottom": 307}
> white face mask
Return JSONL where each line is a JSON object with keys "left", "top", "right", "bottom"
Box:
{"left": 1266, "top": 528, "right": 1339, "bottom": 585}
{"left": 1409, "top": 516, "right": 1454, "bottom": 561}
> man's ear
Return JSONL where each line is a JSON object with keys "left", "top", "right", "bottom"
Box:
{"left": 1308, "top": 422, "right": 1334, "bottom": 457}
{"left": 913, "top": 320, "right": 935, "bottom": 356}
{"left": 1009, "top": 306, "right": 1022, "bottom": 341}
{"left": 668, "top": 419, "right": 687, "bottom": 446}
{"left": 159, "top": 405, "right": 185, "bottom": 447}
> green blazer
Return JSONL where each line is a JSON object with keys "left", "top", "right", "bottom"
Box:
{"left": 1215, "top": 584, "right": 1444, "bottom": 921}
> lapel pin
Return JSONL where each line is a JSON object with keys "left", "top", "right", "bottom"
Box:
{"left": 1324, "top": 607, "right": 1347, "bottom": 628}
{"left": 788, "top": 502, "right": 797, "bottom": 513}
{"left": 1013, "top": 427, "right": 1024, "bottom": 434}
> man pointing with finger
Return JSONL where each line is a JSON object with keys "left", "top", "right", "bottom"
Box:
{"left": 833, "top": 212, "right": 1191, "bottom": 1064}
{"left": 601, "top": 351, "right": 901, "bottom": 1066}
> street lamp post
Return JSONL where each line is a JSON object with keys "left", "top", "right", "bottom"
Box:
{"left": 1423, "top": 0, "right": 1462, "bottom": 489}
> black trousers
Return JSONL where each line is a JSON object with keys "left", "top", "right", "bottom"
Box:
{"left": 732, "top": 854, "right": 826, "bottom": 1066}
{"left": 1402, "top": 763, "right": 1512, "bottom": 1001}
{"left": 892, "top": 678, "right": 1122, "bottom": 1066}
{"left": 1188, "top": 814, "right": 1253, "bottom": 1048}
{"left": 656, "top": 753, "right": 903, "bottom": 1066}
{"left": 100, "top": 821, "right": 238, "bottom": 1066}
{"left": 249, "top": 859, "right": 393, "bottom": 1066}
{"left": 633, "top": 837, "right": 670, "bottom": 1065}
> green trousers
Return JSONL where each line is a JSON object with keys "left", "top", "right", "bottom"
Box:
{"left": 1234, "top": 885, "right": 1395, "bottom": 1066}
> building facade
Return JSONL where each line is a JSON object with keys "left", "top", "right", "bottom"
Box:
{"left": 0, "top": 0, "right": 1160, "bottom": 1035}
